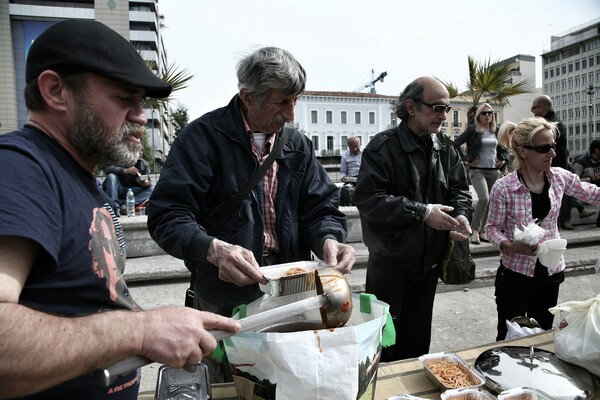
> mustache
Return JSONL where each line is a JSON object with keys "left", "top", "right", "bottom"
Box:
{"left": 120, "top": 122, "right": 146, "bottom": 141}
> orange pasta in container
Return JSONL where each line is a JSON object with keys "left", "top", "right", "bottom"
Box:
{"left": 419, "top": 352, "right": 485, "bottom": 391}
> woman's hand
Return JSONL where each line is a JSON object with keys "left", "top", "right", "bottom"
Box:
{"left": 501, "top": 240, "right": 537, "bottom": 256}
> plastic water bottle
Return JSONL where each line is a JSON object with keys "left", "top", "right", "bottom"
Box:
{"left": 126, "top": 188, "right": 135, "bottom": 217}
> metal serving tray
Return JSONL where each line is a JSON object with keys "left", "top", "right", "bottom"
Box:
{"left": 441, "top": 387, "right": 497, "bottom": 400}
{"left": 419, "top": 352, "right": 486, "bottom": 391}
{"left": 498, "top": 387, "right": 556, "bottom": 400}
{"left": 259, "top": 261, "right": 322, "bottom": 296}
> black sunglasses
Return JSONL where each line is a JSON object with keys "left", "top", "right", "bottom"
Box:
{"left": 522, "top": 143, "right": 557, "bottom": 153}
{"left": 480, "top": 111, "right": 493, "bottom": 116}
{"left": 413, "top": 99, "right": 451, "bottom": 113}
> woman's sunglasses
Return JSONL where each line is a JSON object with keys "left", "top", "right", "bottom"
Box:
{"left": 522, "top": 143, "right": 556, "bottom": 153}
{"left": 480, "top": 111, "right": 493, "bottom": 116}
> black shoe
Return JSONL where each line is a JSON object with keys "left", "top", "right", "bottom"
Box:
{"left": 119, "top": 205, "right": 128, "bottom": 216}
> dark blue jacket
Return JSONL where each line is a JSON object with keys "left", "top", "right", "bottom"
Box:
{"left": 148, "top": 95, "right": 347, "bottom": 309}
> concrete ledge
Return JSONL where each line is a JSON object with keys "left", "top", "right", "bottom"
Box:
{"left": 120, "top": 207, "right": 364, "bottom": 258}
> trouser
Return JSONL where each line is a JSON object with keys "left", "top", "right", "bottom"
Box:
{"left": 366, "top": 256, "right": 439, "bottom": 362}
{"left": 494, "top": 264, "right": 563, "bottom": 341}
{"left": 102, "top": 173, "right": 153, "bottom": 209}
{"left": 469, "top": 168, "right": 500, "bottom": 231}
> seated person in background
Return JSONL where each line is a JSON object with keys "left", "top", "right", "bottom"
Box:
{"left": 340, "top": 136, "right": 362, "bottom": 184}
{"left": 103, "top": 148, "right": 153, "bottom": 215}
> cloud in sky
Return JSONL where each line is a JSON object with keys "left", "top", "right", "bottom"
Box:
{"left": 157, "top": 0, "right": 600, "bottom": 119}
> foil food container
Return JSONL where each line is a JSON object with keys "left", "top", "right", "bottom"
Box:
{"left": 155, "top": 362, "right": 211, "bottom": 400}
{"left": 419, "top": 352, "right": 486, "bottom": 391}
{"left": 259, "top": 261, "right": 322, "bottom": 296}
{"left": 498, "top": 387, "right": 556, "bottom": 400}
{"left": 387, "top": 395, "right": 429, "bottom": 400}
{"left": 441, "top": 388, "right": 497, "bottom": 400}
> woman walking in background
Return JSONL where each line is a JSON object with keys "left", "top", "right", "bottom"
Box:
{"left": 454, "top": 103, "right": 509, "bottom": 244}
{"left": 486, "top": 117, "right": 600, "bottom": 340}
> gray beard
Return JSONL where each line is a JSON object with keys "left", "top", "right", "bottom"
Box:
{"left": 68, "top": 100, "right": 143, "bottom": 167}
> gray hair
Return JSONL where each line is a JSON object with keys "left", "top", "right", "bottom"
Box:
{"left": 236, "top": 47, "right": 306, "bottom": 105}
{"left": 396, "top": 79, "right": 426, "bottom": 119}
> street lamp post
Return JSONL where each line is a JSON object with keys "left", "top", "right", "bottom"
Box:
{"left": 587, "top": 84, "right": 595, "bottom": 149}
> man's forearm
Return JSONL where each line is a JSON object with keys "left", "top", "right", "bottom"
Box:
{"left": 0, "top": 303, "right": 141, "bottom": 398}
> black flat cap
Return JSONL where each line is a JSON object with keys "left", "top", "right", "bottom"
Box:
{"left": 26, "top": 19, "right": 172, "bottom": 98}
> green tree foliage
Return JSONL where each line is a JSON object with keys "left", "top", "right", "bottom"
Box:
{"left": 171, "top": 103, "right": 189, "bottom": 136}
{"left": 440, "top": 56, "right": 534, "bottom": 123}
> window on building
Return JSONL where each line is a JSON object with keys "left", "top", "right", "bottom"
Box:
{"left": 327, "top": 136, "right": 334, "bottom": 152}
{"left": 341, "top": 111, "right": 347, "bottom": 124}
{"left": 312, "top": 136, "right": 319, "bottom": 150}
{"left": 568, "top": 93, "right": 573, "bottom": 104}
{"left": 582, "top": 59, "right": 587, "bottom": 69}
{"left": 583, "top": 74, "right": 588, "bottom": 85}
{"left": 390, "top": 112, "right": 397, "bottom": 126}
{"left": 326, "top": 110, "right": 333, "bottom": 124}
{"left": 311, "top": 110, "right": 318, "bottom": 124}
{"left": 341, "top": 136, "right": 348, "bottom": 151}
{"left": 561, "top": 80, "right": 566, "bottom": 90}
{"left": 569, "top": 63, "right": 573, "bottom": 72}
{"left": 575, "top": 61, "right": 580, "bottom": 71}
{"left": 555, "top": 67, "right": 560, "bottom": 77}
{"left": 452, "top": 110, "right": 459, "bottom": 127}
{"left": 575, "top": 92, "right": 580, "bottom": 102}
{"left": 550, "top": 69, "right": 554, "bottom": 78}
{"left": 369, "top": 111, "right": 375, "bottom": 124}
{"left": 355, "top": 111, "right": 361, "bottom": 124}
{"left": 575, "top": 77, "right": 581, "bottom": 87}
{"left": 590, "top": 57, "right": 595, "bottom": 67}
{"left": 561, "top": 65, "right": 566, "bottom": 74}
{"left": 544, "top": 70, "right": 549, "bottom": 79}
{"left": 550, "top": 83, "right": 554, "bottom": 92}
{"left": 568, "top": 78, "right": 573, "bottom": 89}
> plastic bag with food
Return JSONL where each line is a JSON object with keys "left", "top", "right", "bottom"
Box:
{"left": 549, "top": 295, "right": 600, "bottom": 377}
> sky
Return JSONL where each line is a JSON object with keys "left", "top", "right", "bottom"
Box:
{"left": 157, "top": 0, "right": 600, "bottom": 120}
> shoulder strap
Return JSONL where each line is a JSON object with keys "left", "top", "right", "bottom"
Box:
{"left": 213, "top": 125, "right": 293, "bottom": 232}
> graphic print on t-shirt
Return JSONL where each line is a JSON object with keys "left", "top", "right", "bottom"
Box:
{"left": 89, "top": 206, "right": 137, "bottom": 310}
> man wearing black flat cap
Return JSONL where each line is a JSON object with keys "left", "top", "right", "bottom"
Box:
{"left": 0, "top": 19, "right": 239, "bottom": 399}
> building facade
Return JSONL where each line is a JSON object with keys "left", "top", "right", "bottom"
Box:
{"left": 541, "top": 17, "right": 600, "bottom": 159}
{"left": 295, "top": 90, "right": 504, "bottom": 158}
{"left": 0, "top": 0, "right": 172, "bottom": 169}
{"left": 497, "top": 54, "right": 541, "bottom": 124}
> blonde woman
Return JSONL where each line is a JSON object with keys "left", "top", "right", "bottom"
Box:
{"left": 486, "top": 117, "right": 600, "bottom": 340}
{"left": 454, "top": 103, "right": 509, "bottom": 244}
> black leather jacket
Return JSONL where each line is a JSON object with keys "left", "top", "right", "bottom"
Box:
{"left": 355, "top": 122, "right": 472, "bottom": 272}
{"left": 148, "top": 95, "right": 347, "bottom": 309}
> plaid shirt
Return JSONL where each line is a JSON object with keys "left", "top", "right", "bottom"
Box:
{"left": 243, "top": 115, "right": 279, "bottom": 252}
{"left": 485, "top": 167, "right": 600, "bottom": 277}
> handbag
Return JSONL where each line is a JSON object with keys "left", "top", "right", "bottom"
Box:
{"left": 185, "top": 126, "right": 294, "bottom": 307}
{"left": 439, "top": 134, "right": 476, "bottom": 285}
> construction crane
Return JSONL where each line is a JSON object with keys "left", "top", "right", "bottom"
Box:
{"left": 364, "top": 70, "right": 387, "bottom": 94}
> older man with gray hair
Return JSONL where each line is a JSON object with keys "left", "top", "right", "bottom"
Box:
{"left": 148, "top": 46, "right": 355, "bottom": 381}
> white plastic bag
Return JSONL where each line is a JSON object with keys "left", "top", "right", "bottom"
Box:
{"left": 514, "top": 220, "right": 545, "bottom": 246}
{"left": 536, "top": 238, "right": 567, "bottom": 273}
{"left": 549, "top": 295, "right": 600, "bottom": 377}
{"left": 224, "top": 292, "right": 391, "bottom": 400}
{"left": 505, "top": 319, "right": 544, "bottom": 340}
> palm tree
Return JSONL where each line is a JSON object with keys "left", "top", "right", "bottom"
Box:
{"left": 440, "top": 56, "right": 534, "bottom": 124}
{"left": 142, "top": 60, "right": 193, "bottom": 170}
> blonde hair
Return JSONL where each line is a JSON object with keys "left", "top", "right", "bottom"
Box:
{"left": 474, "top": 103, "right": 496, "bottom": 133}
{"left": 498, "top": 117, "right": 557, "bottom": 171}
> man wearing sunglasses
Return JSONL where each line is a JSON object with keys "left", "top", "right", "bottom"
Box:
{"left": 355, "top": 76, "right": 472, "bottom": 361}
{"left": 532, "top": 95, "right": 596, "bottom": 229}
